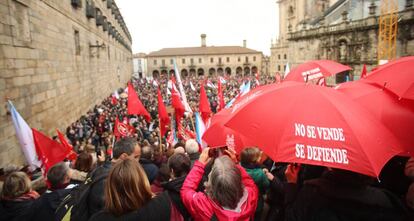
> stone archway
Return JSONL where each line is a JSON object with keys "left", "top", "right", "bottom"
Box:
{"left": 244, "top": 67, "right": 251, "bottom": 76}
{"left": 161, "top": 69, "right": 168, "bottom": 77}
{"left": 169, "top": 69, "right": 175, "bottom": 75}
{"left": 251, "top": 66, "right": 258, "bottom": 74}
{"left": 181, "top": 69, "right": 188, "bottom": 78}
{"left": 209, "top": 68, "right": 216, "bottom": 76}
{"left": 225, "top": 67, "right": 232, "bottom": 76}
{"left": 217, "top": 67, "right": 224, "bottom": 75}
{"left": 197, "top": 68, "right": 205, "bottom": 76}
{"left": 189, "top": 68, "right": 196, "bottom": 76}
{"left": 152, "top": 70, "right": 160, "bottom": 78}
{"left": 236, "top": 66, "right": 243, "bottom": 75}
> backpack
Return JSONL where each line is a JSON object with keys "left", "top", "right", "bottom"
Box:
{"left": 55, "top": 169, "right": 107, "bottom": 221}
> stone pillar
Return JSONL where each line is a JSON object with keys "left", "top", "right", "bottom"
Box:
{"left": 369, "top": 1, "right": 377, "bottom": 16}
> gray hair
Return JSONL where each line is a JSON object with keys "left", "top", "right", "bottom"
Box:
{"left": 206, "top": 156, "right": 243, "bottom": 209}
{"left": 113, "top": 137, "right": 138, "bottom": 159}
{"left": 141, "top": 145, "right": 153, "bottom": 160}
{"left": 185, "top": 139, "right": 199, "bottom": 154}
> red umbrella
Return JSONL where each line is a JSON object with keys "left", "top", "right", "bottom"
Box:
{"left": 203, "top": 109, "right": 247, "bottom": 153}
{"left": 284, "top": 60, "right": 351, "bottom": 83}
{"left": 363, "top": 56, "right": 414, "bottom": 100}
{"left": 224, "top": 81, "right": 403, "bottom": 177}
{"left": 336, "top": 81, "right": 414, "bottom": 156}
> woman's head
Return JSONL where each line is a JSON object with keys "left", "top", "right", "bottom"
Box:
{"left": 105, "top": 158, "right": 153, "bottom": 216}
{"left": 74, "top": 152, "right": 93, "bottom": 172}
{"left": 205, "top": 156, "right": 243, "bottom": 209}
{"left": 1, "top": 172, "right": 31, "bottom": 199}
{"left": 240, "top": 147, "right": 262, "bottom": 164}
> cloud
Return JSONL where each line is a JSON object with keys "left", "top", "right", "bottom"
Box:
{"left": 117, "top": 0, "right": 278, "bottom": 55}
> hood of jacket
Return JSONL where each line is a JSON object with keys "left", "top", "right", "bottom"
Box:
{"left": 162, "top": 175, "right": 186, "bottom": 194}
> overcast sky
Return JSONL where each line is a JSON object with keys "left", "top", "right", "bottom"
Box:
{"left": 116, "top": 0, "right": 279, "bottom": 55}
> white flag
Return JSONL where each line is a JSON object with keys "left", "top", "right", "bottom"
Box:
{"left": 190, "top": 81, "right": 196, "bottom": 91}
{"left": 152, "top": 80, "right": 158, "bottom": 87}
{"left": 113, "top": 90, "right": 120, "bottom": 99}
{"left": 173, "top": 60, "right": 192, "bottom": 113}
{"left": 284, "top": 62, "right": 290, "bottom": 78}
{"left": 8, "top": 101, "right": 41, "bottom": 170}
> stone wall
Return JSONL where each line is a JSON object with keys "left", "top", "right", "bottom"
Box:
{"left": 0, "top": 0, "right": 133, "bottom": 168}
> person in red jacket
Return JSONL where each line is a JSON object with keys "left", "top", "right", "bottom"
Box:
{"left": 181, "top": 148, "right": 258, "bottom": 221}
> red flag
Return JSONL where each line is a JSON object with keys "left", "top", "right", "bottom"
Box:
{"left": 32, "top": 129, "right": 69, "bottom": 172}
{"left": 157, "top": 89, "right": 170, "bottom": 137}
{"left": 275, "top": 73, "right": 282, "bottom": 83}
{"left": 255, "top": 71, "right": 260, "bottom": 85}
{"left": 114, "top": 118, "right": 135, "bottom": 138}
{"left": 171, "top": 85, "right": 185, "bottom": 121}
{"left": 217, "top": 78, "right": 225, "bottom": 112}
{"left": 56, "top": 130, "right": 77, "bottom": 161}
{"left": 111, "top": 95, "right": 118, "bottom": 105}
{"left": 360, "top": 64, "right": 367, "bottom": 79}
{"left": 199, "top": 82, "right": 211, "bottom": 124}
{"left": 127, "top": 83, "right": 151, "bottom": 122}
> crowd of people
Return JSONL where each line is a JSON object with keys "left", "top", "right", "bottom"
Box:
{"left": 0, "top": 73, "right": 413, "bottom": 221}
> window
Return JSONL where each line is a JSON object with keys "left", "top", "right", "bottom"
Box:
{"left": 154, "top": 59, "right": 157, "bottom": 65}
{"left": 162, "top": 59, "right": 165, "bottom": 66}
{"left": 284, "top": 54, "right": 287, "bottom": 59}
{"left": 284, "top": 65, "right": 286, "bottom": 70}
{"left": 226, "top": 57, "right": 230, "bottom": 62}
{"left": 218, "top": 57, "right": 222, "bottom": 63}
{"left": 74, "top": 30, "right": 80, "bottom": 55}
{"left": 107, "top": 45, "right": 110, "bottom": 59}
{"left": 278, "top": 54, "right": 281, "bottom": 60}
{"left": 278, "top": 65, "right": 281, "bottom": 71}
{"left": 210, "top": 57, "right": 214, "bottom": 63}
{"left": 253, "top": 56, "right": 256, "bottom": 62}
{"left": 182, "top": 58, "right": 185, "bottom": 64}
{"left": 199, "top": 58, "right": 202, "bottom": 63}
{"left": 14, "top": 1, "right": 31, "bottom": 44}
{"left": 245, "top": 56, "right": 249, "bottom": 62}
{"left": 238, "top": 57, "right": 241, "bottom": 62}
{"left": 190, "top": 58, "right": 194, "bottom": 64}
{"left": 170, "top": 59, "right": 174, "bottom": 65}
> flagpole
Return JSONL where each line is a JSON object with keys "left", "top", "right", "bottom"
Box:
{"left": 158, "top": 117, "right": 162, "bottom": 154}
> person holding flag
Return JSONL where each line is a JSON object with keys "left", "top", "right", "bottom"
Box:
{"left": 217, "top": 77, "right": 225, "bottom": 112}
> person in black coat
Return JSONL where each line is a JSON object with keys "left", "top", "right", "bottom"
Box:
{"left": 32, "top": 162, "right": 75, "bottom": 221}
{"left": 86, "top": 137, "right": 142, "bottom": 218}
{"left": 162, "top": 153, "right": 192, "bottom": 221}
{"left": 0, "top": 172, "right": 40, "bottom": 221}
{"left": 283, "top": 164, "right": 410, "bottom": 221}
{"left": 89, "top": 159, "right": 174, "bottom": 221}
{"left": 139, "top": 145, "right": 159, "bottom": 184}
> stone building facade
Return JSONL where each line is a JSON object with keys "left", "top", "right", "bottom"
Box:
{"left": 271, "top": 0, "right": 414, "bottom": 83}
{"left": 147, "top": 35, "right": 264, "bottom": 78}
{"left": 0, "top": 0, "right": 132, "bottom": 168}
{"left": 133, "top": 52, "right": 148, "bottom": 78}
